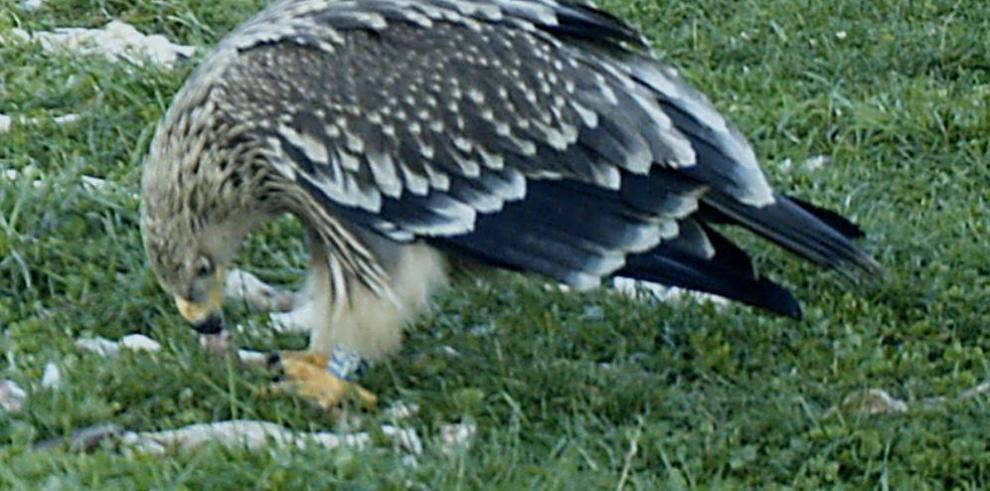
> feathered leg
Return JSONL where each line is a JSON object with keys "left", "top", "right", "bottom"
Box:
{"left": 266, "top": 237, "right": 448, "bottom": 410}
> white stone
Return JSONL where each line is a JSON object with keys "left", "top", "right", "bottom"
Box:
{"left": 439, "top": 423, "right": 476, "bottom": 454}
{"left": 224, "top": 269, "right": 295, "bottom": 312}
{"left": 237, "top": 349, "right": 269, "bottom": 365}
{"left": 381, "top": 425, "right": 423, "bottom": 455}
{"left": 8, "top": 21, "right": 195, "bottom": 69}
{"left": 0, "top": 113, "right": 80, "bottom": 134}
{"left": 18, "top": 0, "right": 45, "bottom": 11}
{"left": 843, "top": 388, "right": 908, "bottom": 415}
{"left": 801, "top": 155, "right": 831, "bottom": 171}
{"left": 120, "top": 334, "right": 161, "bottom": 352}
{"left": 80, "top": 175, "right": 108, "bottom": 190}
{"left": 269, "top": 310, "right": 313, "bottom": 334}
{"left": 121, "top": 420, "right": 371, "bottom": 455}
{"left": 0, "top": 380, "right": 27, "bottom": 412}
{"left": 385, "top": 401, "right": 419, "bottom": 420}
{"left": 40, "top": 362, "right": 62, "bottom": 389}
{"left": 77, "top": 334, "right": 160, "bottom": 357}
{"left": 75, "top": 336, "right": 120, "bottom": 357}
{"left": 612, "top": 277, "right": 729, "bottom": 306}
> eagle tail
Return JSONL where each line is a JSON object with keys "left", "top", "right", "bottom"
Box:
{"left": 700, "top": 192, "right": 880, "bottom": 277}
{"left": 616, "top": 225, "right": 803, "bottom": 318}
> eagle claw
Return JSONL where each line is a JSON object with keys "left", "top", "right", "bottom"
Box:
{"left": 267, "top": 351, "right": 378, "bottom": 410}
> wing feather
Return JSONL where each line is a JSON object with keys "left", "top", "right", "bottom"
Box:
{"left": 207, "top": 0, "right": 876, "bottom": 307}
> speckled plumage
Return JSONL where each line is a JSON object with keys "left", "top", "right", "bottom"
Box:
{"left": 141, "top": 0, "right": 878, "bottom": 360}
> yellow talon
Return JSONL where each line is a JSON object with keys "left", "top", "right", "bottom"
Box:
{"left": 270, "top": 351, "right": 378, "bottom": 410}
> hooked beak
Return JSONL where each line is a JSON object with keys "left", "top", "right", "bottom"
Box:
{"left": 174, "top": 268, "right": 226, "bottom": 334}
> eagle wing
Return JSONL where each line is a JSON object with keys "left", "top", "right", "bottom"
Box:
{"left": 213, "top": 0, "right": 876, "bottom": 316}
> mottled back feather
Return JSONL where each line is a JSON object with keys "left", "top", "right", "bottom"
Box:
{"left": 146, "top": 0, "right": 878, "bottom": 315}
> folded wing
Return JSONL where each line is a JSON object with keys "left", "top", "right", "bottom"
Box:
{"left": 216, "top": 0, "right": 878, "bottom": 317}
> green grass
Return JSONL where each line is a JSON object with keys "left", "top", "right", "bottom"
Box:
{"left": 1, "top": 0, "right": 988, "bottom": 487}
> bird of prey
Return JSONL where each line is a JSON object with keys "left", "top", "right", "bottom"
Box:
{"left": 140, "top": 0, "right": 879, "bottom": 408}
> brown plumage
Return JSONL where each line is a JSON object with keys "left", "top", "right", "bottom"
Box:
{"left": 140, "top": 0, "right": 878, "bottom": 407}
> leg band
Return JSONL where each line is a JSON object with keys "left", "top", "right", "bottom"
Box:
{"left": 326, "top": 346, "right": 365, "bottom": 381}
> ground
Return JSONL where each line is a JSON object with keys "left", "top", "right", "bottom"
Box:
{"left": 1, "top": 0, "right": 988, "bottom": 488}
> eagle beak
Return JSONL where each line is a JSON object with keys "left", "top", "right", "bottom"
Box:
{"left": 174, "top": 268, "right": 226, "bottom": 334}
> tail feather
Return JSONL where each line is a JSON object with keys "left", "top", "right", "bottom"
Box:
{"left": 786, "top": 195, "right": 865, "bottom": 239}
{"left": 616, "top": 226, "right": 803, "bottom": 318}
{"left": 701, "top": 192, "right": 880, "bottom": 277}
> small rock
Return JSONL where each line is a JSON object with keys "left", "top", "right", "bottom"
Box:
{"left": 237, "top": 349, "right": 269, "bottom": 365}
{"left": 18, "top": 0, "right": 45, "bottom": 10}
{"left": 33, "top": 423, "right": 123, "bottom": 452}
{"left": 959, "top": 382, "right": 990, "bottom": 400}
{"left": 385, "top": 401, "right": 419, "bottom": 420}
{"left": 381, "top": 425, "right": 423, "bottom": 455}
{"left": 581, "top": 305, "right": 604, "bottom": 321}
{"left": 0, "top": 380, "right": 28, "bottom": 413}
{"left": 70, "top": 423, "right": 123, "bottom": 451}
{"left": 309, "top": 431, "right": 371, "bottom": 451}
{"left": 10, "top": 21, "right": 195, "bottom": 69}
{"left": 121, "top": 420, "right": 371, "bottom": 455}
{"left": 121, "top": 334, "right": 161, "bottom": 352}
{"left": 467, "top": 323, "right": 495, "bottom": 337}
{"left": 199, "top": 330, "right": 231, "bottom": 357}
{"left": 801, "top": 155, "right": 832, "bottom": 171}
{"left": 51, "top": 114, "right": 81, "bottom": 126}
{"left": 0, "top": 113, "right": 79, "bottom": 135}
{"left": 843, "top": 388, "right": 908, "bottom": 415}
{"left": 2, "top": 168, "right": 44, "bottom": 188}
{"left": 224, "top": 269, "right": 295, "bottom": 312}
{"left": 75, "top": 336, "right": 120, "bottom": 357}
{"left": 269, "top": 309, "right": 313, "bottom": 334}
{"left": 121, "top": 432, "right": 167, "bottom": 455}
{"left": 613, "top": 277, "right": 729, "bottom": 306}
{"left": 79, "top": 175, "right": 108, "bottom": 190}
{"left": 77, "top": 334, "right": 160, "bottom": 357}
{"left": 40, "top": 362, "right": 62, "bottom": 388}
{"left": 439, "top": 423, "right": 477, "bottom": 454}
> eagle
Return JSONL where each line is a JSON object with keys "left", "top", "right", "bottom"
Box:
{"left": 140, "top": 0, "right": 879, "bottom": 408}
